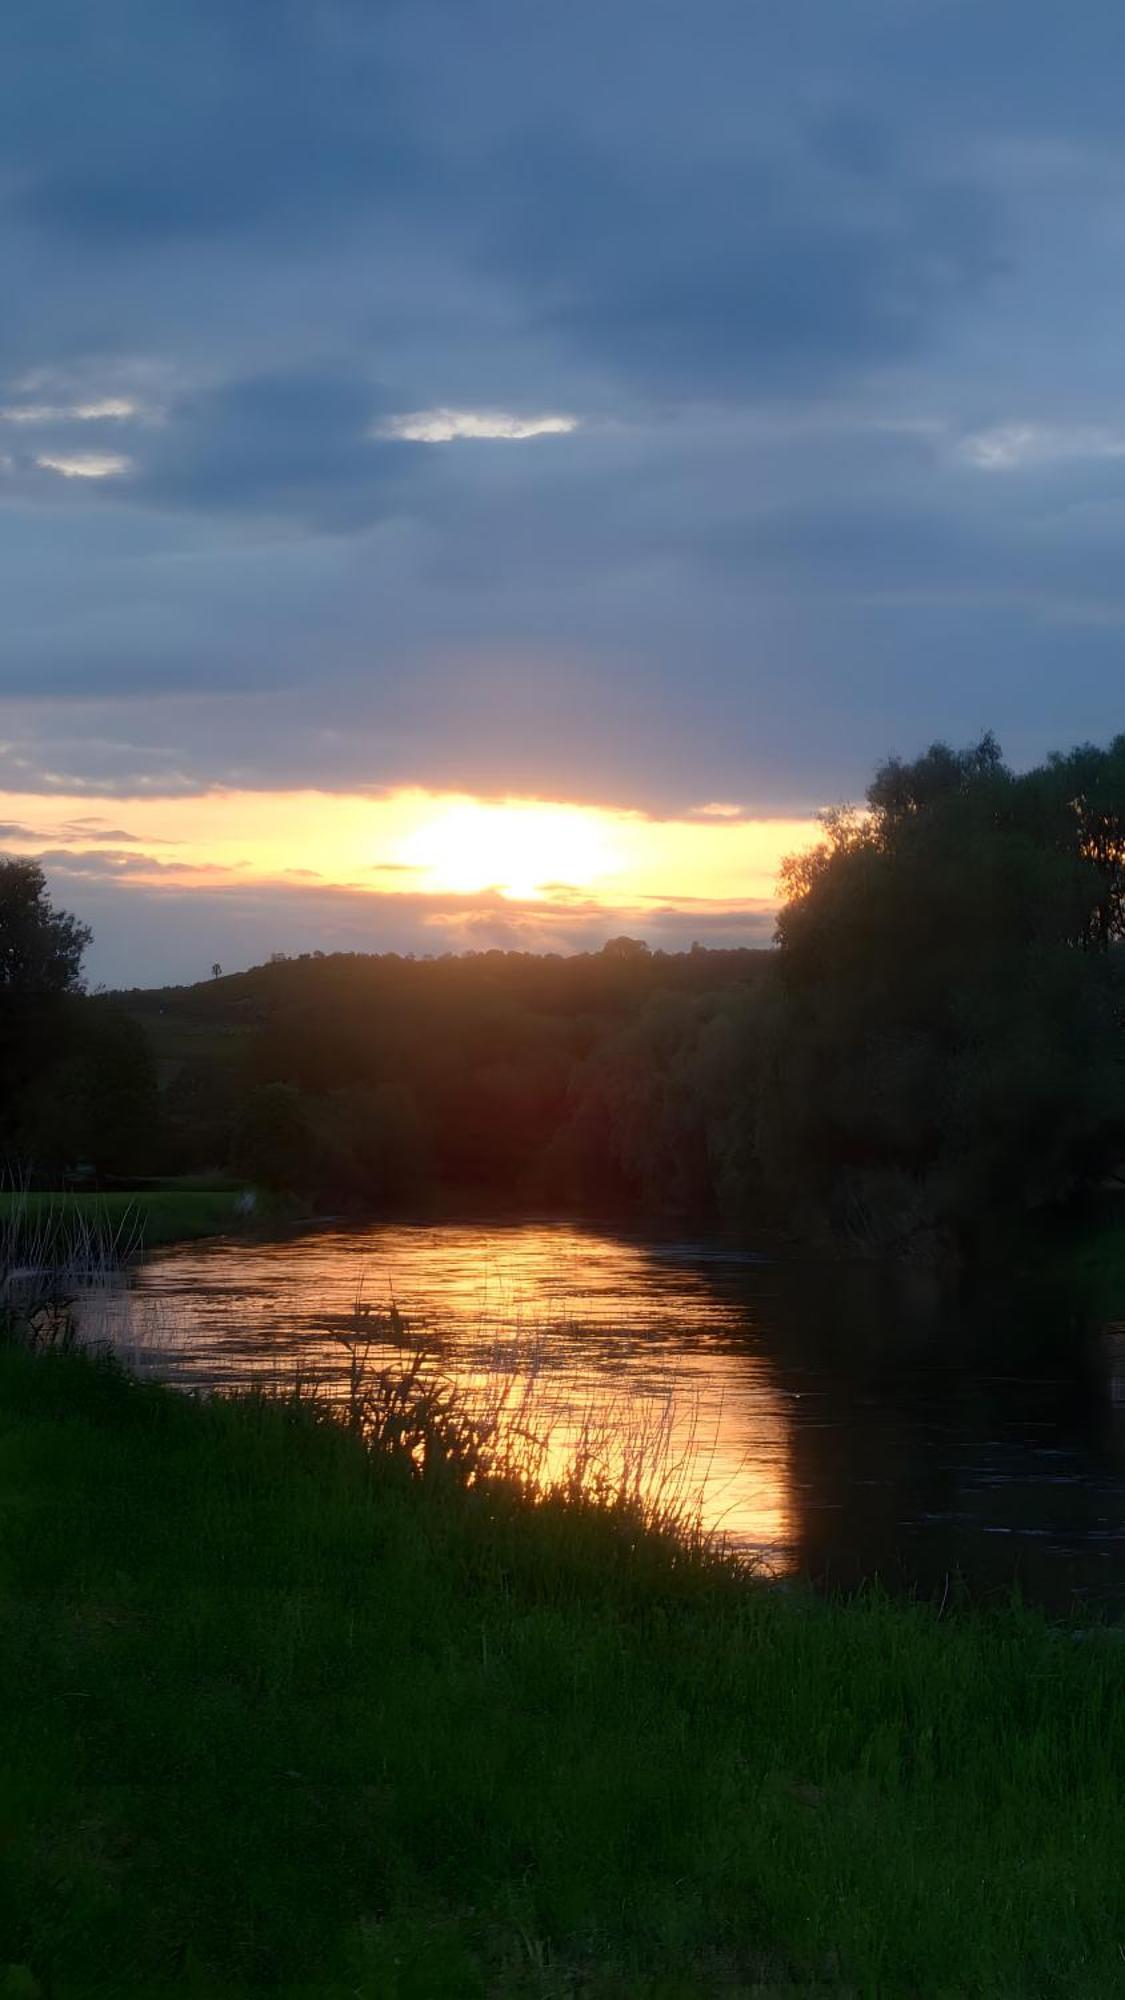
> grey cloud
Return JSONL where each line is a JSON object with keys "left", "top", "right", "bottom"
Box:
{"left": 2, "top": 2, "right": 409, "bottom": 247}
{"left": 57, "top": 820, "right": 148, "bottom": 844}
{"left": 482, "top": 131, "right": 1001, "bottom": 398}
{"left": 32, "top": 848, "right": 236, "bottom": 879}
{"left": 0, "top": 817, "right": 147, "bottom": 845}
{"left": 127, "top": 369, "right": 423, "bottom": 527}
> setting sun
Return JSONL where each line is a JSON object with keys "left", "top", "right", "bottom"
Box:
{"left": 0, "top": 784, "right": 818, "bottom": 944}
{"left": 395, "top": 798, "right": 624, "bottom": 900}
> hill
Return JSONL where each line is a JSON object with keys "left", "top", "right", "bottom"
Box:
{"left": 114, "top": 943, "right": 772, "bottom": 1214}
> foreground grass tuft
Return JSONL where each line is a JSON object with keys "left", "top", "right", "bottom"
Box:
{"left": 0, "top": 1340, "right": 1122, "bottom": 1996}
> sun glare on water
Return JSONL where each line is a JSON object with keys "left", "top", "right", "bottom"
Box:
{"left": 396, "top": 799, "right": 623, "bottom": 901}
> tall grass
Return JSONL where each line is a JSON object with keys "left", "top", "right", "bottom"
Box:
{"left": 0, "top": 1329, "right": 1121, "bottom": 1996}
{"left": 0, "top": 1181, "right": 140, "bottom": 1350}
{"left": 0, "top": 1236, "right": 1121, "bottom": 1992}
{"left": 316, "top": 1291, "right": 729, "bottom": 1555}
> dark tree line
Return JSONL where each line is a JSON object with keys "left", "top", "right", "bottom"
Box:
{"left": 127, "top": 939, "right": 769, "bottom": 1210}
{"left": 0, "top": 859, "right": 158, "bottom": 1179}
{"left": 6, "top": 731, "right": 1124, "bottom": 1253}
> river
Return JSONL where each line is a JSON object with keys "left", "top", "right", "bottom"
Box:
{"left": 82, "top": 1216, "right": 1125, "bottom": 1613}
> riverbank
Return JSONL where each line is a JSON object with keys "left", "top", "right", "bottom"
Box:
{"left": 0, "top": 1339, "right": 1121, "bottom": 1996}
{"left": 0, "top": 1187, "right": 247, "bottom": 1252}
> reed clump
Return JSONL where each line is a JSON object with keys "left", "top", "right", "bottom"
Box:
{"left": 312, "top": 1293, "right": 726, "bottom": 1562}
{"left": 0, "top": 1184, "right": 140, "bottom": 1351}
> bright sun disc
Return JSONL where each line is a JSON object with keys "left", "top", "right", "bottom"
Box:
{"left": 396, "top": 800, "right": 622, "bottom": 901}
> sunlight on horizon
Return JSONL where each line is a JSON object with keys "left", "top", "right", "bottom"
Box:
{"left": 0, "top": 783, "right": 819, "bottom": 924}
{"left": 396, "top": 797, "right": 625, "bottom": 900}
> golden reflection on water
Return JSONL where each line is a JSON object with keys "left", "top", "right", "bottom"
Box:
{"left": 88, "top": 1222, "right": 796, "bottom": 1565}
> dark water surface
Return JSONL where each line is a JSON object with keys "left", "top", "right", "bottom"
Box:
{"left": 86, "top": 1219, "right": 1125, "bottom": 1613}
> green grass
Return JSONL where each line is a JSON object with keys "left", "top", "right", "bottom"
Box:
{"left": 0, "top": 1189, "right": 244, "bottom": 1252}
{"left": 0, "top": 1342, "right": 1122, "bottom": 1998}
{"left": 1071, "top": 1208, "right": 1125, "bottom": 1321}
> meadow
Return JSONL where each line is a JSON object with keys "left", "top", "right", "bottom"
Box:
{"left": 0, "top": 1335, "right": 1121, "bottom": 1998}
{"left": 0, "top": 1187, "right": 245, "bottom": 1254}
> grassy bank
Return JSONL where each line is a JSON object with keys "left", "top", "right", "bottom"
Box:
{"left": 0, "top": 1188, "right": 245, "bottom": 1253}
{"left": 1071, "top": 1202, "right": 1125, "bottom": 1321}
{"left": 0, "top": 1345, "right": 1121, "bottom": 1995}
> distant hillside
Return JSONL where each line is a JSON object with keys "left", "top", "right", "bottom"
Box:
{"left": 114, "top": 943, "right": 772, "bottom": 1214}
{"left": 116, "top": 941, "right": 769, "bottom": 1080}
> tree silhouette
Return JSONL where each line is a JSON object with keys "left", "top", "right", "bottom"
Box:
{"left": 764, "top": 736, "right": 1125, "bottom": 1250}
{"left": 0, "top": 859, "right": 91, "bottom": 994}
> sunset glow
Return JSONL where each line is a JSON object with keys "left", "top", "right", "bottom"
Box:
{"left": 0, "top": 784, "right": 819, "bottom": 957}
{"left": 395, "top": 798, "right": 625, "bottom": 899}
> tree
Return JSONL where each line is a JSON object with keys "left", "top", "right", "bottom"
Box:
{"left": 0, "top": 859, "right": 91, "bottom": 994}
{"left": 759, "top": 736, "right": 1125, "bottom": 1254}
{"left": 1034, "top": 737, "right": 1125, "bottom": 951}
{"left": 601, "top": 935, "right": 651, "bottom": 959}
{"left": 1, "top": 861, "right": 93, "bottom": 1134}
{"left": 18, "top": 1000, "right": 160, "bottom": 1178}
{"left": 231, "top": 1082, "right": 311, "bottom": 1192}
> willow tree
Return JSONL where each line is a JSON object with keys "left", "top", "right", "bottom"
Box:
{"left": 757, "top": 737, "right": 1125, "bottom": 1254}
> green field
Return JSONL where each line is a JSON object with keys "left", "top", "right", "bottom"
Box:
{"left": 0, "top": 1339, "right": 1121, "bottom": 1997}
{"left": 0, "top": 1188, "right": 245, "bottom": 1253}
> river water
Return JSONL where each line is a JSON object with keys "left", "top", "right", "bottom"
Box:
{"left": 83, "top": 1218, "right": 1125, "bottom": 1613}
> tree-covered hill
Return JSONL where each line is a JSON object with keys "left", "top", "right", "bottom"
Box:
{"left": 114, "top": 941, "right": 772, "bottom": 1213}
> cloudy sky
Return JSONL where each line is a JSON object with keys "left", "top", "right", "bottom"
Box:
{"left": 2, "top": 0, "right": 1123, "bottom": 984}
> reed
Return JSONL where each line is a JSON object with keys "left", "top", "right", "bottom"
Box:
{"left": 316, "top": 1290, "right": 727, "bottom": 1553}
{"left": 0, "top": 1180, "right": 139, "bottom": 1350}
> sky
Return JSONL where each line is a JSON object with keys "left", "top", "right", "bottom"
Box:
{"left": 2, "top": 0, "right": 1123, "bottom": 986}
